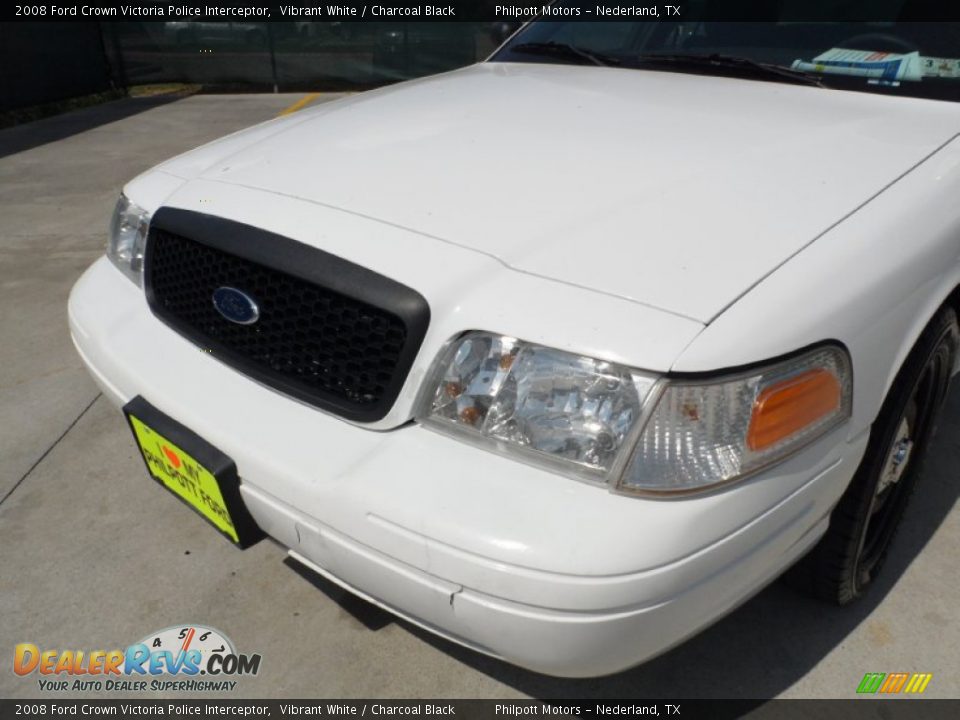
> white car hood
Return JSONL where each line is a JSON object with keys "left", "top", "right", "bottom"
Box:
{"left": 159, "top": 62, "right": 960, "bottom": 323}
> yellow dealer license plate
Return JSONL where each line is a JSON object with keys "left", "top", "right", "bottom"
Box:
{"left": 123, "top": 397, "right": 263, "bottom": 548}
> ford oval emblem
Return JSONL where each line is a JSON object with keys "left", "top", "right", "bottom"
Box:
{"left": 212, "top": 286, "right": 260, "bottom": 325}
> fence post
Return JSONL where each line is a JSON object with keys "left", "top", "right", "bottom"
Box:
{"left": 267, "top": 23, "right": 279, "bottom": 93}
{"left": 100, "top": 21, "right": 128, "bottom": 92}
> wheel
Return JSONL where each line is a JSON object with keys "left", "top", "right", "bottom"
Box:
{"left": 790, "top": 306, "right": 957, "bottom": 605}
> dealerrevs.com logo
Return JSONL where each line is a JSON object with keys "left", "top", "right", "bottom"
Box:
{"left": 14, "top": 625, "right": 262, "bottom": 693}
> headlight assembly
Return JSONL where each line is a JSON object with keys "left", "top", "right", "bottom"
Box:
{"left": 421, "top": 333, "right": 852, "bottom": 495}
{"left": 418, "top": 332, "right": 657, "bottom": 482}
{"left": 107, "top": 194, "right": 150, "bottom": 286}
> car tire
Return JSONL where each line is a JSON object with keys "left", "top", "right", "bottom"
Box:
{"left": 789, "top": 306, "right": 958, "bottom": 605}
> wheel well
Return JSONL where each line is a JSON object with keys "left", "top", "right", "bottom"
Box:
{"left": 945, "top": 284, "right": 960, "bottom": 330}
{"left": 873, "top": 288, "right": 960, "bottom": 434}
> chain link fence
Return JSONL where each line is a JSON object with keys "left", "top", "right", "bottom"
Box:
{"left": 1, "top": 21, "right": 510, "bottom": 113}
{"left": 113, "top": 21, "right": 502, "bottom": 90}
{"left": 1, "top": 22, "right": 116, "bottom": 112}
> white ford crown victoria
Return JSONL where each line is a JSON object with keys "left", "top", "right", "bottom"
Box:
{"left": 69, "top": 15, "right": 960, "bottom": 676}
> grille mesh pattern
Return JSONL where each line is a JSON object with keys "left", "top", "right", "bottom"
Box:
{"left": 147, "top": 229, "right": 408, "bottom": 410}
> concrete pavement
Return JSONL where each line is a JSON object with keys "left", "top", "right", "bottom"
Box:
{"left": 1, "top": 92, "right": 958, "bottom": 700}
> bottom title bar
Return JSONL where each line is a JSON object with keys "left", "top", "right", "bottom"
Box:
{"left": 3, "top": 700, "right": 960, "bottom": 720}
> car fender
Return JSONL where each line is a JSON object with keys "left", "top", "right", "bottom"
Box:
{"left": 672, "top": 133, "right": 960, "bottom": 442}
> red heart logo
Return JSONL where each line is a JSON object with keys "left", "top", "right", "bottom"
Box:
{"left": 162, "top": 445, "right": 181, "bottom": 469}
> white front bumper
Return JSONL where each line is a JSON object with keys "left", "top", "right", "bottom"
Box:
{"left": 69, "top": 257, "right": 868, "bottom": 677}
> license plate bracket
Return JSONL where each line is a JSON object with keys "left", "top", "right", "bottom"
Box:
{"left": 123, "top": 396, "right": 264, "bottom": 549}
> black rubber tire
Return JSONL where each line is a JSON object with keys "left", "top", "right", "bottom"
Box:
{"left": 788, "top": 306, "right": 958, "bottom": 605}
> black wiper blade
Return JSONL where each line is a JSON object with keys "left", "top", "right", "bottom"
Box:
{"left": 632, "top": 53, "right": 827, "bottom": 88}
{"left": 510, "top": 42, "right": 622, "bottom": 67}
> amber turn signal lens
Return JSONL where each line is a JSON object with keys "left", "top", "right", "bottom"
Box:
{"left": 747, "top": 368, "right": 841, "bottom": 451}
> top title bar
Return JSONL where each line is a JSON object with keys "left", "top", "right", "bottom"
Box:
{"left": 7, "top": 1, "right": 960, "bottom": 22}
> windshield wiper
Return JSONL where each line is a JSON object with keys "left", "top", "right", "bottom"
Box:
{"left": 631, "top": 53, "right": 827, "bottom": 88}
{"left": 510, "top": 42, "right": 622, "bottom": 67}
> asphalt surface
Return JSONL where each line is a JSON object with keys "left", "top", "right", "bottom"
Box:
{"left": 1, "top": 92, "right": 958, "bottom": 701}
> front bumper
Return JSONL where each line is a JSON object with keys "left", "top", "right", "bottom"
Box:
{"left": 69, "top": 257, "right": 868, "bottom": 677}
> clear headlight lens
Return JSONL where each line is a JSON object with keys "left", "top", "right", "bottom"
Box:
{"left": 107, "top": 194, "right": 150, "bottom": 286}
{"left": 420, "top": 332, "right": 657, "bottom": 480}
{"left": 618, "top": 346, "right": 852, "bottom": 495}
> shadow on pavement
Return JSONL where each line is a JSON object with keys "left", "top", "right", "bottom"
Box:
{"left": 391, "top": 386, "right": 960, "bottom": 699}
{"left": 0, "top": 95, "right": 187, "bottom": 160}
{"left": 283, "top": 556, "right": 395, "bottom": 632}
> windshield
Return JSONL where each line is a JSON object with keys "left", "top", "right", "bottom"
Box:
{"left": 491, "top": 1, "right": 960, "bottom": 102}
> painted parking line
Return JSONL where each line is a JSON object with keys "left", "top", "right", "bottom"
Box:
{"left": 277, "top": 93, "right": 322, "bottom": 117}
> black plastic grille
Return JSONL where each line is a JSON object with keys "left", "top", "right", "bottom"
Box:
{"left": 146, "top": 228, "right": 413, "bottom": 418}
